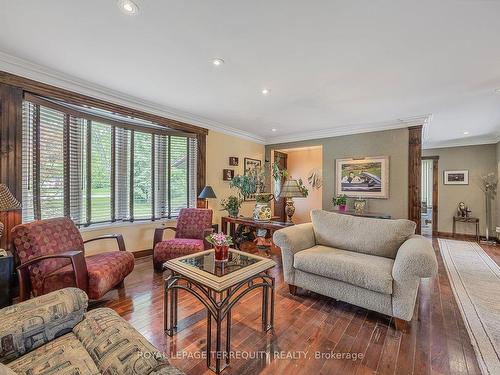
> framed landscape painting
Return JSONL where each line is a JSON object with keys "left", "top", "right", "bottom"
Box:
{"left": 336, "top": 156, "right": 389, "bottom": 199}
{"left": 443, "top": 170, "right": 469, "bottom": 185}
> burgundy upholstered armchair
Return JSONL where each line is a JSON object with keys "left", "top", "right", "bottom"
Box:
{"left": 11, "top": 217, "right": 135, "bottom": 301}
{"left": 153, "top": 208, "right": 214, "bottom": 270}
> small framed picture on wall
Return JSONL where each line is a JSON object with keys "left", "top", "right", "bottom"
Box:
{"left": 229, "top": 157, "right": 239, "bottom": 166}
{"left": 223, "top": 169, "right": 235, "bottom": 181}
{"left": 443, "top": 170, "right": 469, "bottom": 185}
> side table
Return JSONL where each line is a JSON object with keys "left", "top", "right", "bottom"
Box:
{"left": 0, "top": 251, "right": 14, "bottom": 307}
{"left": 453, "top": 216, "right": 480, "bottom": 242}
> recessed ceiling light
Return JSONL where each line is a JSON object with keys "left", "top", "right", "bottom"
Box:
{"left": 463, "top": 131, "right": 470, "bottom": 135}
{"left": 117, "top": 0, "right": 139, "bottom": 15}
{"left": 211, "top": 58, "right": 224, "bottom": 66}
{"left": 271, "top": 128, "right": 277, "bottom": 132}
{"left": 262, "top": 88, "right": 270, "bottom": 95}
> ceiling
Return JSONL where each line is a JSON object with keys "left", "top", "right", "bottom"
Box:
{"left": 1, "top": 0, "right": 500, "bottom": 148}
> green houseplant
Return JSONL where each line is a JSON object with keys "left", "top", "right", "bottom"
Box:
{"left": 333, "top": 194, "right": 348, "bottom": 211}
{"left": 220, "top": 195, "right": 243, "bottom": 218}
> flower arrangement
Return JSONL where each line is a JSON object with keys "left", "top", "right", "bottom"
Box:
{"left": 220, "top": 195, "right": 243, "bottom": 217}
{"left": 479, "top": 172, "right": 498, "bottom": 197}
{"left": 205, "top": 232, "right": 234, "bottom": 247}
{"left": 206, "top": 232, "right": 233, "bottom": 261}
{"left": 333, "top": 194, "right": 348, "bottom": 206}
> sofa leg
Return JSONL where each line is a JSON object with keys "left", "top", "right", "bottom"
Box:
{"left": 289, "top": 284, "right": 297, "bottom": 295}
{"left": 394, "top": 318, "right": 409, "bottom": 332}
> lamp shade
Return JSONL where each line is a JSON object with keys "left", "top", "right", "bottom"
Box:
{"left": 279, "top": 179, "right": 305, "bottom": 199}
{"left": 0, "top": 183, "right": 21, "bottom": 211}
{"left": 198, "top": 185, "right": 217, "bottom": 199}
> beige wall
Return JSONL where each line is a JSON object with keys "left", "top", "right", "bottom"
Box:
{"left": 206, "top": 131, "right": 265, "bottom": 226}
{"left": 266, "top": 128, "right": 410, "bottom": 219}
{"left": 81, "top": 130, "right": 264, "bottom": 254}
{"left": 282, "top": 147, "right": 323, "bottom": 223}
{"left": 423, "top": 144, "right": 497, "bottom": 236}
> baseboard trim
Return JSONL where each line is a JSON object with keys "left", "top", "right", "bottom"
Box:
{"left": 436, "top": 231, "right": 496, "bottom": 242}
{"left": 133, "top": 249, "right": 152, "bottom": 258}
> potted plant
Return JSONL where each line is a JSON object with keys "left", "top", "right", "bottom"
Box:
{"left": 220, "top": 195, "right": 243, "bottom": 218}
{"left": 205, "top": 232, "right": 233, "bottom": 262}
{"left": 230, "top": 163, "right": 274, "bottom": 221}
{"left": 333, "top": 194, "right": 348, "bottom": 211}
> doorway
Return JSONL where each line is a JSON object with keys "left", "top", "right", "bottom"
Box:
{"left": 272, "top": 146, "right": 323, "bottom": 224}
{"left": 421, "top": 156, "right": 439, "bottom": 237}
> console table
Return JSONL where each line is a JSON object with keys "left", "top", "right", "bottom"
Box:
{"left": 453, "top": 216, "right": 480, "bottom": 242}
{"left": 331, "top": 208, "right": 392, "bottom": 219}
{"left": 221, "top": 216, "right": 293, "bottom": 254}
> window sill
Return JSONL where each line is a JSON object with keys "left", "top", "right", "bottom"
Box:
{"left": 79, "top": 218, "right": 177, "bottom": 233}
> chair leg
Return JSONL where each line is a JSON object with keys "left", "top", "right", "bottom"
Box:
{"left": 289, "top": 284, "right": 297, "bottom": 295}
{"left": 394, "top": 318, "right": 409, "bottom": 332}
{"left": 115, "top": 281, "right": 125, "bottom": 289}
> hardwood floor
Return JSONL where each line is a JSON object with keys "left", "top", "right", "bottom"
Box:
{"left": 96, "top": 240, "right": 496, "bottom": 375}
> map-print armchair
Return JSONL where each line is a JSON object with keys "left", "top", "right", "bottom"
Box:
{"left": 153, "top": 208, "right": 213, "bottom": 270}
{"left": 11, "top": 217, "right": 135, "bottom": 301}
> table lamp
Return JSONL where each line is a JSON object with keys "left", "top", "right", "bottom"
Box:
{"left": 280, "top": 179, "right": 306, "bottom": 223}
{"left": 198, "top": 186, "right": 217, "bottom": 209}
{"left": 0, "top": 183, "right": 22, "bottom": 251}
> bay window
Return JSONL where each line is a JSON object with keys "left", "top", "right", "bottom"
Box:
{"left": 21, "top": 95, "right": 198, "bottom": 226}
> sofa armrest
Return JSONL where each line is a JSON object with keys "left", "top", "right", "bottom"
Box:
{"left": 0, "top": 288, "right": 88, "bottom": 364}
{"left": 273, "top": 223, "right": 316, "bottom": 284}
{"left": 392, "top": 235, "right": 437, "bottom": 281}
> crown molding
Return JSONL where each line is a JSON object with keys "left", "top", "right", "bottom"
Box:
{"left": 423, "top": 133, "right": 500, "bottom": 149}
{"left": 265, "top": 115, "right": 432, "bottom": 145}
{"left": 0, "top": 51, "right": 266, "bottom": 143}
{"left": 7, "top": 51, "right": 493, "bottom": 149}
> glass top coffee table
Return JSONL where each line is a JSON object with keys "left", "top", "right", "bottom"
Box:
{"left": 163, "top": 249, "right": 276, "bottom": 374}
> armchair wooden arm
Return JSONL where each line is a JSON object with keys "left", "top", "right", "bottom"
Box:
{"left": 84, "top": 234, "right": 126, "bottom": 252}
{"left": 153, "top": 226, "right": 177, "bottom": 250}
{"left": 203, "top": 227, "right": 215, "bottom": 249}
{"left": 17, "top": 251, "right": 88, "bottom": 302}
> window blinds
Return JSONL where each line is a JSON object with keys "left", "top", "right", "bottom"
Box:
{"left": 21, "top": 98, "right": 198, "bottom": 226}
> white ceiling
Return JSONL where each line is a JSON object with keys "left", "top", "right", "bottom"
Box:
{"left": 1, "top": 0, "right": 500, "bottom": 148}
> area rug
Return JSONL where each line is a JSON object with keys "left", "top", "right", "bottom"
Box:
{"left": 438, "top": 239, "right": 500, "bottom": 375}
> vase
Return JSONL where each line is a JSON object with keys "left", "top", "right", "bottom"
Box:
{"left": 227, "top": 208, "right": 239, "bottom": 218}
{"left": 214, "top": 245, "right": 229, "bottom": 262}
{"left": 253, "top": 193, "right": 274, "bottom": 222}
{"left": 338, "top": 204, "right": 347, "bottom": 211}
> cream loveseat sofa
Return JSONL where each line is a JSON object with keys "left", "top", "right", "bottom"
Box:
{"left": 273, "top": 210, "right": 438, "bottom": 328}
{"left": 0, "top": 288, "right": 183, "bottom": 375}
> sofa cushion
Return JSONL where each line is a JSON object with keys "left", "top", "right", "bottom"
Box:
{"left": 294, "top": 245, "right": 394, "bottom": 294}
{"left": 8, "top": 333, "right": 100, "bottom": 375}
{"left": 311, "top": 210, "right": 416, "bottom": 259}
{"left": 73, "top": 308, "right": 183, "bottom": 375}
{"left": 0, "top": 288, "right": 88, "bottom": 364}
{"left": 43, "top": 251, "right": 135, "bottom": 299}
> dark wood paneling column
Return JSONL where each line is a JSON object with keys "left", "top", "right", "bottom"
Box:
{"left": 0, "top": 83, "right": 23, "bottom": 251}
{"left": 408, "top": 125, "right": 423, "bottom": 234}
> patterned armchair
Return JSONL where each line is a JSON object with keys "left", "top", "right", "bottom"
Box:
{"left": 0, "top": 288, "right": 184, "bottom": 375}
{"left": 153, "top": 208, "right": 213, "bottom": 270}
{"left": 11, "top": 217, "right": 135, "bottom": 301}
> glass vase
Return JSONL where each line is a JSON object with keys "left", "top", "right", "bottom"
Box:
{"left": 214, "top": 245, "right": 229, "bottom": 262}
